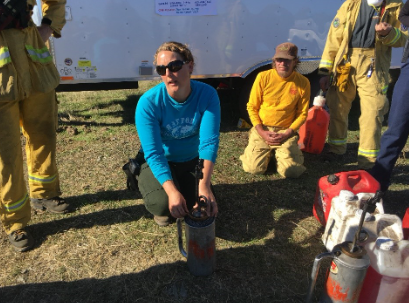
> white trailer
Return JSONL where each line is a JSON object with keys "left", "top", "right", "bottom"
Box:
{"left": 33, "top": 0, "right": 404, "bottom": 117}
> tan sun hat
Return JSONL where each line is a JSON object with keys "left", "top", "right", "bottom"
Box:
{"left": 273, "top": 42, "right": 298, "bottom": 60}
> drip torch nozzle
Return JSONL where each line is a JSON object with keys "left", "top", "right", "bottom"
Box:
{"left": 350, "top": 190, "right": 383, "bottom": 252}
{"left": 189, "top": 159, "right": 209, "bottom": 220}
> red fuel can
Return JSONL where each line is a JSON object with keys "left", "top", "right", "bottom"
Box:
{"left": 313, "top": 170, "right": 380, "bottom": 226}
{"left": 298, "top": 95, "right": 329, "bottom": 154}
{"left": 403, "top": 208, "right": 409, "bottom": 240}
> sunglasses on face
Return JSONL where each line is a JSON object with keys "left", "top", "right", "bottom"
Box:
{"left": 155, "top": 60, "right": 189, "bottom": 76}
{"left": 275, "top": 58, "right": 293, "bottom": 64}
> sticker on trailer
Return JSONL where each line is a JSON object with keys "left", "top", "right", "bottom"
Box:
{"left": 64, "top": 58, "right": 73, "bottom": 66}
{"left": 60, "top": 67, "right": 72, "bottom": 76}
{"left": 75, "top": 66, "right": 98, "bottom": 79}
{"left": 155, "top": 0, "right": 217, "bottom": 16}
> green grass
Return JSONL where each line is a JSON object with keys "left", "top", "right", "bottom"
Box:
{"left": 0, "top": 81, "right": 408, "bottom": 302}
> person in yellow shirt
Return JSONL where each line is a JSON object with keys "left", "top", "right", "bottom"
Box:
{"left": 240, "top": 42, "right": 310, "bottom": 178}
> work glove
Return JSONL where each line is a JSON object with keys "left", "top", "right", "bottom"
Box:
{"left": 336, "top": 55, "right": 351, "bottom": 92}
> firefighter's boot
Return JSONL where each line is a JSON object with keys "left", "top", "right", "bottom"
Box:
{"left": 31, "top": 197, "right": 71, "bottom": 214}
{"left": 8, "top": 229, "right": 34, "bottom": 252}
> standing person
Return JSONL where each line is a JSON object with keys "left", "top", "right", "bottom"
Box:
{"left": 239, "top": 42, "right": 310, "bottom": 178}
{"left": 135, "top": 41, "right": 220, "bottom": 227}
{"left": 370, "top": 0, "right": 409, "bottom": 193}
{"left": 0, "top": 0, "right": 70, "bottom": 252}
{"left": 319, "top": 0, "right": 408, "bottom": 169}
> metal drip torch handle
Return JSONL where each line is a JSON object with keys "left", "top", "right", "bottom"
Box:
{"left": 306, "top": 252, "right": 336, "bottom": 303}
{"left": 177, "top": 218, "right": 187, "bottom": 258}
{"left": 350, "top": 190, "right": 383, "bottom": 253}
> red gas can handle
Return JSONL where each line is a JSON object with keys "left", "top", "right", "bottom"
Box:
{"left": 335, "top": 170, "right": 377, "bottom": 192}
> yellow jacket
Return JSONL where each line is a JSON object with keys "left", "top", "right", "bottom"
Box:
{"left": 0, "top": 0, "right": 66, "bottom": 102}
{"left": 247, "top": 69, "right": 310, "bottom": 132}
{"left": 319, "top": 0, "right": 408, "bottom": 94}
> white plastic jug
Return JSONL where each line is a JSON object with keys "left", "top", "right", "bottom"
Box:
{"left": 358, "top": 237, "right": 409, "bottom": 303}
{"left": 322, "top": 190, "right": 385, "bottom": 251}
{"left": 357, "top": 211, "right": 403, "bottom": 244}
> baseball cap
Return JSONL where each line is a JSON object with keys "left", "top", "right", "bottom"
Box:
{"left": 273, "top": 42, "right": 298, "bottom": 60}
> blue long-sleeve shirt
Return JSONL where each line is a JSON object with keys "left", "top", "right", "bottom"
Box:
{"left": 135, "top": 80, "right": 220, "bottom": 185}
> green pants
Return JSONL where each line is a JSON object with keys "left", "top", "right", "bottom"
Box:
{"left": 240, "top": 126, "right": 306, "bottom": 178}
{"left": 138, "top": 158, "right": 198, "bottom": 216}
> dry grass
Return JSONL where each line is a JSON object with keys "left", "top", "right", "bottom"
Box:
{"left": 0, "top": 81, "right": 408, "bottom": 303}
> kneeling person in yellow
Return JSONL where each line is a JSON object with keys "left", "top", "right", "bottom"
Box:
{"left": 0, "top": 0, "right": 70, "bottom": 252}
{"left": 240, "top": 43, "right": 310, "bottom": 178}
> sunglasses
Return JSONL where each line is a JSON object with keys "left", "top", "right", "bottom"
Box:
{"left": 275, "top": 58, "right": 293, "bottom": 64}
{"left": 155, "top": 60, "right": 189, "bottom": 76}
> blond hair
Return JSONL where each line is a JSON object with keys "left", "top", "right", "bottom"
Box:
{"left": 154, "top": 41, "right": 195, "bottom": 68}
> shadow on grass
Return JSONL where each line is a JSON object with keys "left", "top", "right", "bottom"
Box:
{"left": 28, "top": 189, "right": 144, "bottom": 248}
{"left": 214, "top": 178, "right": 322, "bottom": 242}
{"left": 1, "top": 209, "right": 324, "bottom": 303}
{"left": 29, "top": 203, "right": 147, "bottom": 250}
{"left": 65, "top": 189, "right": 142, "bottom": 209}
{"left": 0, "top": 245, "right": 317, "bottom": 303}
{"left": 59, "top": 93, "right": 142, "bottom": 127}
{"left": 17, "top": 173, "right": 328, "bottom": 302}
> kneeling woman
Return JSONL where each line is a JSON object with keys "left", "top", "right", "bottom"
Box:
{"left": 135, "top": 41, "right": 220, "bottom": 226}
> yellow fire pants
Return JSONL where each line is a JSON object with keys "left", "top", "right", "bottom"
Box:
{"left": 326, "top": 48, "right": 388, "bottom": 169}
{"left": 0, "top": 91, "right": 61, "bottom": 234}
{"left": 0, "top": 28, "right": 61, "bottom": 234}
{"left": 240, "top": 126, "right": 306, "bottom": 178}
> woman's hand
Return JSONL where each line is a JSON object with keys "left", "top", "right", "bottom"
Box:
{"left": 163, "top": 181, "right": 189, "bottom": 218}
{"left": 168, "top": 191, "right": 189, "bottom": 218}
{"left": 198, "top": 160, "right": 218, "bottom": 217}
{"left": 199, "top": 184, "right": 218, "bottom": 217}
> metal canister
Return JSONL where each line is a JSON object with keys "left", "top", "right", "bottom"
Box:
{"left": 306, "top": 242, "right": 370, "bottom": 303}
{"left": 177, "top": 215, "right": 216, "bottom": 277}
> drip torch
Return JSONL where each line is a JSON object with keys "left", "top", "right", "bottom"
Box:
{"left": 177, "top": 159, "right": 216, "bottom": 276}
{"left": 306, "top": 191, "right": 383, "bottom": 303}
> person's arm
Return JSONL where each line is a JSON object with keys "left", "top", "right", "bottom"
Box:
{"left": 41, "top": 0, "right": 66, "bottom": 38}
{"left": 318, "top": 1, "right": 349, "bottom": 76}
{"left": 163, "top": 180, "right": 189, "bottom": 218}
{"left": 375, "top": 3, "right": 408, "bottom": 48}
{"left": 247, "top": 73, "right": 264, "bottom": 127}
{"left": 246, "top": 73, "right": 281, "bottom": 145}
{"left": 135, "top": 92, "right": 173, "bottom": 185}
{"left": 198, "top": 160, "right": 217, "bottom": 217}
{"left": 197, "top": 88, "right": 220, "bottom": 217}
{"left": 289, "top": 78, "right": 311, "bottom": 132}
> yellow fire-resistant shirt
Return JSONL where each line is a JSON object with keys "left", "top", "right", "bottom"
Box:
{"left": 247, "top": 69, "right": 310, "bottom": 132}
